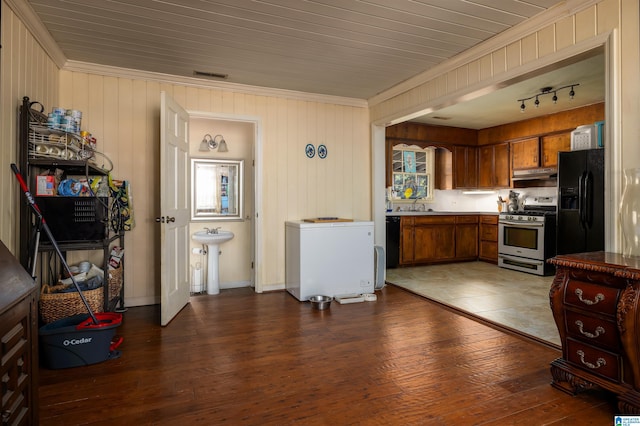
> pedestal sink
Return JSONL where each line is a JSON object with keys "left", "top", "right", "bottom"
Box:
{"left": 192, "top": 230, "right": 234, "bottom": 295}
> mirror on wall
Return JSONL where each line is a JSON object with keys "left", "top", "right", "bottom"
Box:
{"left": 191, "top": 158, "right": 244, "bottom": 221}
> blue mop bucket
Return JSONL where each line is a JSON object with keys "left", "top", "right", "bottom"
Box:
{"left": 39, "top": 312, "right": 123, "bottom": 369}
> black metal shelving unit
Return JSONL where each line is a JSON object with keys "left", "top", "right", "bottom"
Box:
{"left": 17, "top": 96, "right": 125, "bottom": 312}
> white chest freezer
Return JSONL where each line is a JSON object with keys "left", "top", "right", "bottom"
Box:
{"left": 285, "top": 220, "right": 375, "bottom": 301}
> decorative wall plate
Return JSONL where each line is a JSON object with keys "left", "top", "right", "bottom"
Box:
{"left": 305, "top": 143, "right": 315, "bottom": 158}
{"left": 318, "top": 144, "right": 327, "bottom": 159}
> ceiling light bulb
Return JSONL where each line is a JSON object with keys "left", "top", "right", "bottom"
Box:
{"left": 552, "top": 92, "right": 558, "bottom": 103}
{"left": 520, "top": 101, "right": 525, "bottom": 112}
{"left": 534, "top": 96, "right": 540, "bottom": 108}
{"left": 569, "top": 86, "right": 575, "bottom": 99}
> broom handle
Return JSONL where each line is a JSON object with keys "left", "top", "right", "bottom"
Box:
{"left": 11, "top": 164, "right": 99, "bottom": 325}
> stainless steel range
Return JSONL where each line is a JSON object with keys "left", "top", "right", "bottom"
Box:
{"left": 498, "top": 196, "right": 557, "bottom": 276}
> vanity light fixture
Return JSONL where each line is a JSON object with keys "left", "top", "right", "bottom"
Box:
{"left": 199, "top": 134, "right": 228, "bottom": 152}
{"left": 518, "top": 84, "right": 579, "bottom": 112}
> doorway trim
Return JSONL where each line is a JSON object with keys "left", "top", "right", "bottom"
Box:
{"left": 189, "top": 110, "right": 263, "bottom": 293}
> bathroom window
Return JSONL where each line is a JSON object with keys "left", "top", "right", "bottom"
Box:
{"left": 191, "top": 158, "right": 244, "bottom": 221}
{"left": 391, "top": 144, "right": 434, "bottom": 201}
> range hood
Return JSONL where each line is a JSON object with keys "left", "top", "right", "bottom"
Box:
{"left": 512, "top": 167, "right": 558, "bottom": 181}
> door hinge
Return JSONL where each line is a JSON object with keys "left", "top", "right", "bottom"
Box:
{"left": 251, "top": 261, "right": 254, "bottom": 269}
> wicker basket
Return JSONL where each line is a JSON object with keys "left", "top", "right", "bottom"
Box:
{"left": 39, "top": 266, "right": 123, "bottom": 324}
{"left": 39, "top": 285, "right": 104, "bottom": 324}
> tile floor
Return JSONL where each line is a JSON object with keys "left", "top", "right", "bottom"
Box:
{"left": 385, "top": 261, "right": 561, "bottom": 346}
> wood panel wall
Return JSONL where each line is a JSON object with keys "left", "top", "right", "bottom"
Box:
{"left": 386, "top": 123, "right": 477, "bottom": 147}
{"left": 478, "top": 103, "right": 605, "bottom": 145}
{"left": 58, "top": 71, "right": 371, "bottom": 305}
{"left": 0, "top": 3, "right": 59, "bottom": 254}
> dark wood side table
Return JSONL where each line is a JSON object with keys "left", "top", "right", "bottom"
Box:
{"left": 549, "top": 251, "right": 640, "bottom": 414}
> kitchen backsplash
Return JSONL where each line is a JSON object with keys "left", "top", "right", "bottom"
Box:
{"left": 390, "top": 186, "right": 556, "bottom": 213}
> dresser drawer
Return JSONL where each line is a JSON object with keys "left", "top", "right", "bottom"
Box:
{"left": 566, "top": 338, "right": 620, "bottom": 381}
{"left": 565, "top": 280, "right": 619, "bottom": 316}
{"left": 565, "top": 310, "right": 619, "bottom": 350}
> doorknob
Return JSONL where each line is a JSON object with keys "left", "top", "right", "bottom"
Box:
{"left": 166, "top": 216, "right": 175, "bottom": 223}
{"left": 155, "top": 216, "right": 165, "bottom": 223}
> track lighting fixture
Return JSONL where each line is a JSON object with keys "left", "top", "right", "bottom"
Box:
{"left": 517, "top": 84, "right": 579, "bottom": 112}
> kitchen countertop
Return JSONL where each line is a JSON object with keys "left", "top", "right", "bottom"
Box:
{"left": 386, "top": 211, "right": 499, "bottom": 216}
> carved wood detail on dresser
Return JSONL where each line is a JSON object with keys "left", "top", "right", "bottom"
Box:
{"left": 549, "top": 251, "right": 640, "bottom": 414}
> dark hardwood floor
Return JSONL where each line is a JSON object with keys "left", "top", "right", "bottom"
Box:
{"left": 39, "top": 285, "right": 617, "bottom": 425}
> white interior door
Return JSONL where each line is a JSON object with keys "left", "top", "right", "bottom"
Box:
{"left": 160, "top": 91, "right": 191, "bottom": 326}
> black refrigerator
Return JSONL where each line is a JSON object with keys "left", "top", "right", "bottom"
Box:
{"left": 557, "top": 148, "right": 605, "bottom": 255}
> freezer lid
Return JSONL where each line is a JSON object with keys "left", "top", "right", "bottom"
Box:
{"left": 285, "top": 220, "right": 373, "bottom": 228}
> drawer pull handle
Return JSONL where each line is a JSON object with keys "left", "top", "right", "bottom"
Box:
{"left": 574, "top": 288, "right": 605, "bottom": 305}
{"left": 575, "top": 320, "right": 605, "bottom": 338}
{"left": 576, "top": 350, "right": 606, "bottom": 369}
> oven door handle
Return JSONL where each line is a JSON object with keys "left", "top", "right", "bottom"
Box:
{"left": 498, "top": 255, "right": 544, "bottom": 265}
{"left": 498, "top": 220, "right": 544, "bottom": 227}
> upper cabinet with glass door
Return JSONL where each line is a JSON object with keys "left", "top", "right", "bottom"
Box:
{"left": 391, "top": 144, "right": 434, "bottom": 201}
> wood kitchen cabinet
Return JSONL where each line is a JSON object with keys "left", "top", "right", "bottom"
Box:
{"left": 399, "top": 215, "right": 481, "bottom": 265}
{"left": 479, "top": 215, "right": 498, "bottom": 263}
{"left": 478, "top": 142, "right": 510, "bottom": 188}
{"left": 548, "top": 252, "right": 640, "bottom": 414}
{"left": 453, "top": 146, "right": 478, "bottom": 189}
{"left": 541, "top": 132, "right": 571, "bottom": 167}
{"left": 511, "top": 137, "right": 539, "bottom": 170}
{"left": 400, "top": 216, "right": 415, "bottom": 264}
{"left": 511, "top": 133, "right": 571, "bottom": 170}
{"left": 413, "top": 216, "right": 456, "bottom": 263}
{"left": 455, "top": 215, "right": 479, "bottom": 260}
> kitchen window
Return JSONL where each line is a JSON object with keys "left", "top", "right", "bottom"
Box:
{"left": 391, "top": 144, "right": 434, "bottom": 201}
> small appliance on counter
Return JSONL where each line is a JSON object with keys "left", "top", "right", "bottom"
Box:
{"left": 507, "top": 190, "right": 522, "bottom": 213}
{"left": 571, "top": 123, "right": 605, "bottom": 151}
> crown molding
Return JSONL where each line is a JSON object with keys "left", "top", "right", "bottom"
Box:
{"left": 368, "top": 0, "right": 603, "bottom": 107}
{"left": 63, "top": 60, "right": 368, "bottom": 108}
{"left": 5, "top": 0, "right": 66, "bottom": 68}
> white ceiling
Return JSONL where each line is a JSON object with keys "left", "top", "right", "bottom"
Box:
{"left": 412, "top": 50, "right": 605, "bottom": 129}
{"left": 25, "top": 0, "right": 603, "bottom": 129}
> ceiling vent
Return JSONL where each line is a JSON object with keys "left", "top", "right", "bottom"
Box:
{"left": 193, "top": 70, "right": 228, "bottom": 79}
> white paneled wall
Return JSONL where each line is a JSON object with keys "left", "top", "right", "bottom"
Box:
{"left": 0, "top": 2, "right": 59, "bottom": 253}
{"left": 370, "top": 2, "right": 625, "bottom": 126}
{"left": 58, "top": 72, "right": 370, "bottom": 305}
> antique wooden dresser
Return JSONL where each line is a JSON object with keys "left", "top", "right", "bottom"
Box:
{"left": 549, "top": 251, "right": 640, "bottom": 414}
{"left": 0, "top": 240, "right": 38, "bottom": 424}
